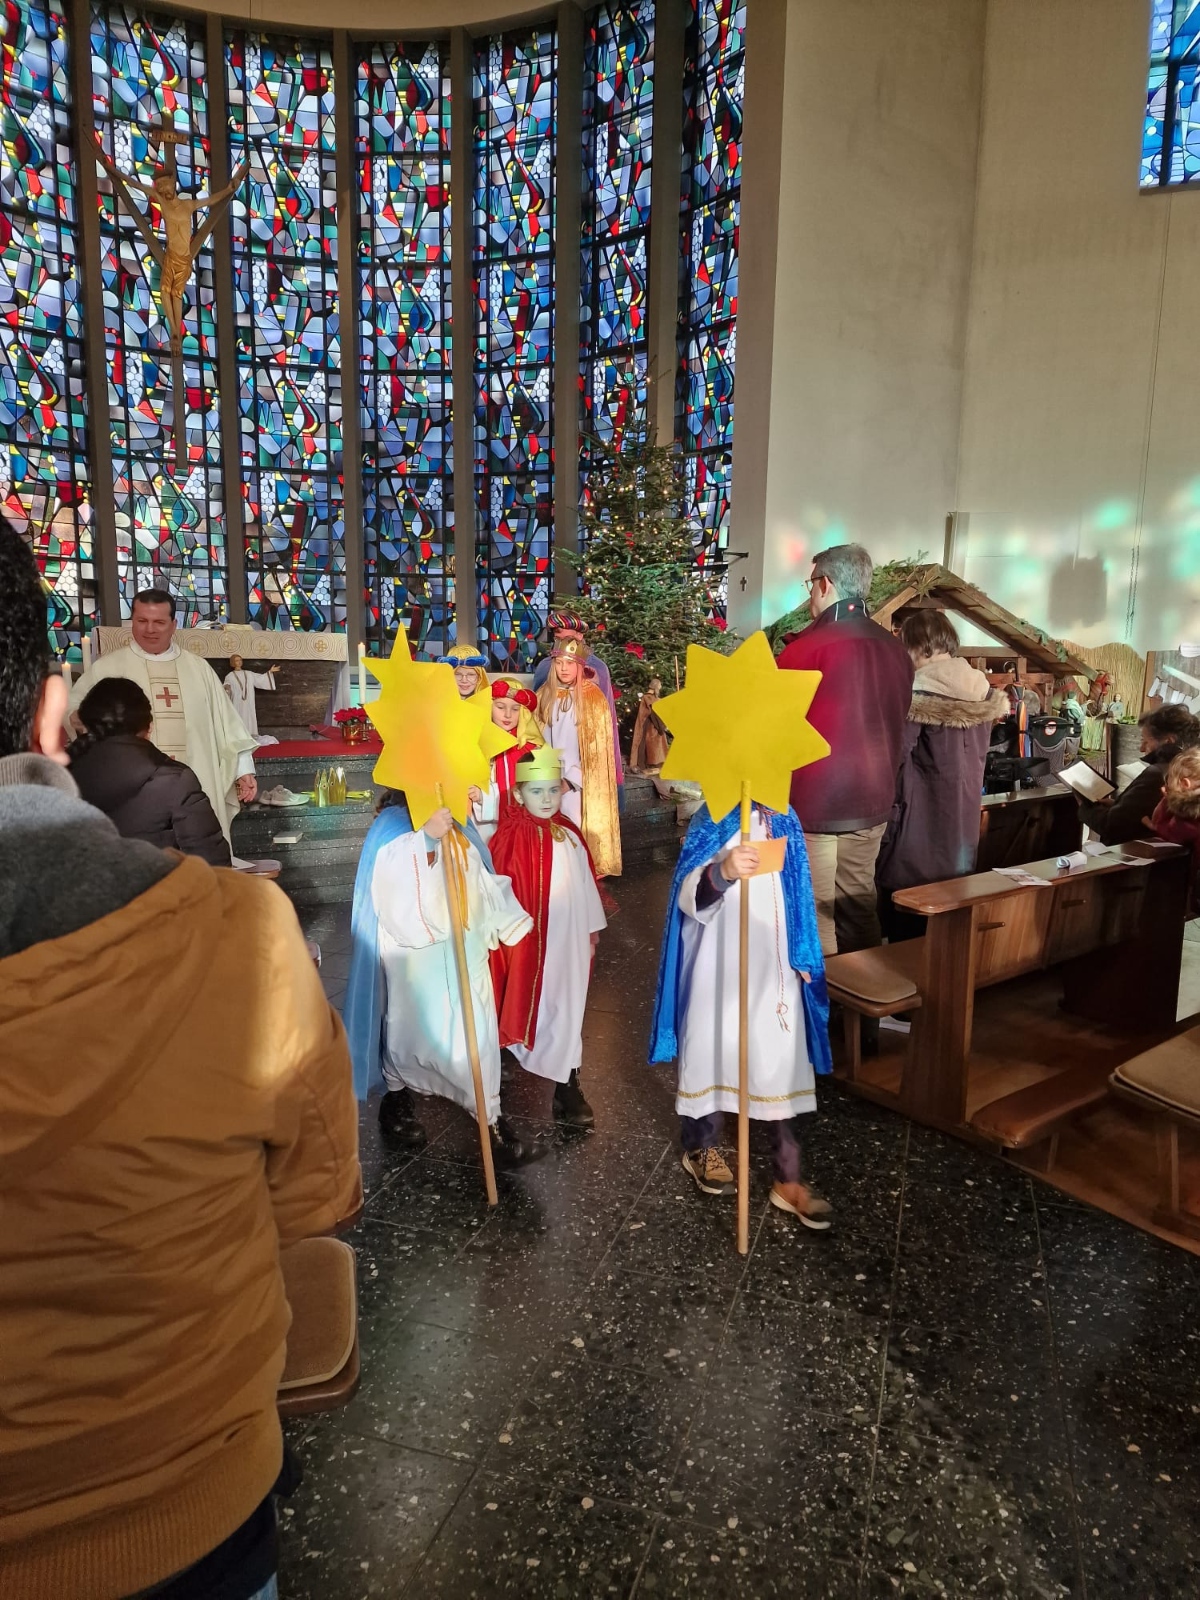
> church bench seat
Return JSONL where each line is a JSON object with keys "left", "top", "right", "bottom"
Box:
{"left": 825, "top": 940, "right": 924, "bottom": 1080}
{"left": 1110, "top": 1026, "right": 1200, "bottom": 1241}
{"left": 276, "top": 1236, "right": 360, "bottom": 1419}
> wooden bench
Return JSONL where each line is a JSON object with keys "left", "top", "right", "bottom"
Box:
{"left": 1110, "top": 1026, "right": 1200, "bottom": 1242}
{"left": 277, "top": 1236, "right": 360, "bottom": 1419}
{"left": 969, "top": 1062, "right": 1113, "bottom": 1170}
{"left": 825, "top": 940, "right": 924, "bottom": 1081}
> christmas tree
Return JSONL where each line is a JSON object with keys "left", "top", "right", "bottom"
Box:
{"left": 562, "top": 429, "right": 734, "bottom": 709}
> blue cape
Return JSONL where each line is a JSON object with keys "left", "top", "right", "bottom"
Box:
{"left": 648, "top": 803, "right": 832, "bottom": 1076}
{"left": 342, "top": 801, "right": 493, "bottom": 1101}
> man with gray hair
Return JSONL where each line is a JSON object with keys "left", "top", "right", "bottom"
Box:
{"left": 777, "top": 544, "right": 913, "bottom": 957}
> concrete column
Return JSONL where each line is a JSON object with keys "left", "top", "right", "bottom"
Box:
{"left": 449, "top": 26, "right": 477, "bottom": 646}
{"left": 333, "top": 30, "right": 367, "bottom": 650}
{"left": 553, "top": 2, "right": 584, "bottom": 595}
{"left": 726, "top": 0, "right": 787, "bottom": 635}
{"left": 68, "top": 0, "right": 121, "bottom": 624}
{"left": 647, "top": 0, "right": 686, "bottom": 447}
{"left": 206, "top": 14, "right": 248, "bottom": 624}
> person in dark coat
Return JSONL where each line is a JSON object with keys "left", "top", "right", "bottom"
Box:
{"left": 876, "top": 611, "right": 1008, "bottom": 942}
{"left": 69, "top": 678, "right": 232, "bottom": 867}
{"left": 776, "top": 544, "right": 914, "bottom": 956}
{"left": 1076, "top": 703, "right": 1200, "bottom": 846}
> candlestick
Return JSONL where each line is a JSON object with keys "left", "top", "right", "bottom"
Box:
{"left": 358, "top": 640, "right": 367, "bottom": 710}
{"left": 62, "top": 659, "right": 72, "bottom": 694}
{"left": 81, "top": 633, "right": 92, "bottom": 673}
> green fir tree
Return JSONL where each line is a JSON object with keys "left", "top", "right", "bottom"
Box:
{"left": 561, "top": 429, "right": 734, "bottom": 712}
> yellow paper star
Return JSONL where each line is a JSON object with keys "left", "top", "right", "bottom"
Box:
{"left": 656, "top": 631, "right": 830, "bottom": 821}
{"left": 366, "top": 637, "right": 516, "bottom": 830}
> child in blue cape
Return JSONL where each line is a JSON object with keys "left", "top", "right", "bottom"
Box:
{"left": 649, "top": 801, "right": 834, "bottom": 1227}
{"left": 343, "top": 790, "right": 541, "bottom": 1166}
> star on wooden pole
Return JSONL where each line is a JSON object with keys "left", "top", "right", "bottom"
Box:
{"left": 654, "top": 630, "right": 830, "bottom": 1257}
{"left": 655, "top": 630, "right": 830, "bottom": 820}
{"left": 366, "top": 635, "right": 515, "bottom": 830}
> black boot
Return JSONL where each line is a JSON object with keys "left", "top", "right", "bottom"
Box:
{"left": 553, "top": 1070, "right": 595, "bottom": 1130}
{"left": 378, "top": 1087, "right": 427, "bottom": 1150}
{"left": 490, "top": 1116, "right": 546, "bottom": 1168}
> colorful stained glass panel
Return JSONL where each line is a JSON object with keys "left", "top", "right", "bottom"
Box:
{"left": 226, "top": 30, "right": 344, "bottom": 631}
{"left": 677, "top": 0, "right": 744, "bottom": 617}
{"left": 473, "top": 28, "right": 556, "bottom": 670}
{"left": 1143, "top": 0, "right": 1200, "bottom": 186}
{"left": 0, "top": 0, "right": 95, "bottom": 656}
{"left": 580, "top": 1, "right": 654, "bottom": 454}
{"left": 358, "top": 41, "right": 453, "bottom": 657}
{"left": 91, "top": 3, "right": 226, "bottom": 623}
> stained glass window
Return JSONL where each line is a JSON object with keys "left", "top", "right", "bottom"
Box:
{"left": 677, "top": 0, "right": 744, "bottom": 615}
{"left": 226, "top": 30, "right": 344, "bottom": 632}
{"left": 580, "top": 1, "right": 654, "bottom": 454}
{"left": 91, "top": 3, "right": 226, "bottom": 624}
{"left": 0, "top": 0, "right": 94, "bottom": 657}
{"left": 357, "top": 41, "right": 452, "bottom": 658}
{"left": 473, "top": 28, "right": 556, "bottom": 671}
{"left": 1143, "top": 1, "right": 1200, "bottom": 186}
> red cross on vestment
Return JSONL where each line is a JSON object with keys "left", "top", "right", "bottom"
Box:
{"left": 155, "top": 686, "right": 180, "bottom": 709}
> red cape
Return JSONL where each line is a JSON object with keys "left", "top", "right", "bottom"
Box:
{"left": 492, "top": 741, "right": 538, "bottom": 826}
{"left": 489, "top": 807, "right": 600, "bottom": 1050}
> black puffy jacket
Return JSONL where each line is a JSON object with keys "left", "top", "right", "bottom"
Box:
{"left": 69, "top": 734, "right": 231, "bottom": 867}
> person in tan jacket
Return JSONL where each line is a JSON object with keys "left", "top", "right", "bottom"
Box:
{"left": 0, "top": 521, "right": 362, "bottom": 1600}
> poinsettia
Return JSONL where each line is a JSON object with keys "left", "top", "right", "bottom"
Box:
{"left": 625, "top": 642, "right": 645, "bottom": 659}
{"left": 333, "top": 707, "right": 368, "bottom": 725}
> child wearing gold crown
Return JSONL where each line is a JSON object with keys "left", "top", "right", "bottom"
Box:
{"left": 489, "top": 745, "right": 609, "bottom": 1128}
{"left": 536, "top": 634, "right": 622, "bottom": 877}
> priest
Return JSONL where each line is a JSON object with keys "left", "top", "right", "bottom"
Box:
{"left": 69, "top": 589, "right": 257, "bottom": 843}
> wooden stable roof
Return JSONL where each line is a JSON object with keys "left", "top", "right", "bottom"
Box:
{"left": 869, "top": 564, "right": 1094, "bottom": 680}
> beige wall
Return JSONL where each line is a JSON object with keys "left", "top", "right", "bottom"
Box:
{"left": 749, "top": 0, "right": 986, "bottom": 630}
{"left": 751, "top": 0, "right": 1199, "bottom": 653}
{"left": 955, "top": 0, "right": 1199, "bottom": 655}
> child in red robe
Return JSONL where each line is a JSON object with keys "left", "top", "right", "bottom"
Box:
{"left": 490, "top": 745, "right": 608, "bottom": 1128}
{"left": 472, "top": 679, "right": 544, "bottom": 844}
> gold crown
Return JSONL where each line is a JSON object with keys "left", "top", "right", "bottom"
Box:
{"left": 516, "top": 744, "right": 564, "bottom": 783}
{"left": 553, "top": 637, "right": 589, "bottom": 661}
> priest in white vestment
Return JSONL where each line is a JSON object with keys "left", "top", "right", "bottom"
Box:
{"left": 69, "top": 590, "right": 257, "bottom": 843}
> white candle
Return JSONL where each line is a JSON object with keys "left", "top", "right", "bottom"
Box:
{"left": 62, "top": 660, "right": 72, "bottom": 694}
{"left": 81, "top": 633, "right": 92, "bottom": 673}
{"left": 358, "top": 641, "right": 367, "bottom": 710}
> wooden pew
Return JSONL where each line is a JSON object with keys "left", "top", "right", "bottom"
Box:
{"left": 861, "top": 842, "right": 1192, "bottom": 1135}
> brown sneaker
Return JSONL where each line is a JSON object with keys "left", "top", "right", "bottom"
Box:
{"left": 770, "top": 1182, "right": 833, "bottom": 1231}
{"left": 682, "top": 1148, "right": 736, "bottom": 1196}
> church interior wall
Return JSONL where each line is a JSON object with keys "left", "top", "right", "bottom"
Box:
{"left": 754, "top": 0, "right": 987, "bottom": 628}
{"left": 752, "top": 0, "right": 1200, "bottom": 657}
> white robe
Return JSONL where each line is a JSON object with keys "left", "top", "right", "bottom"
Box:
{"left": 510, "top": 829, "right": 607, "bottom": 1084}
{"left": 372, "top": 830, "right": 532, "bottom": 1121}
{"left": 544, "top": 699, "right": 583, "bottom": 830}
{"left": 472, "top": 771, "right": 502, "bottom": 845}
{"left": 223, "top": 669, "right": 274, "bottom": 741}
{"left": 675, "top": 813, "right": 816, "bottom": 1122}
{"left": 70, "top": 641, "right": 256, "bottom": 842}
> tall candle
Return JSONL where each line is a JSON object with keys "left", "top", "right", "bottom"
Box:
{"left": 62, "top": 659, "right": 72, "bottom": 694}
{"left": 358, "top": 641, "right": 367, "bottom": 710}
{"left": 81, "top": 633, "right": 92, "bottom": 673}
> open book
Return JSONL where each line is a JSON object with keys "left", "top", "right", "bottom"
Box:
{"left": 1056, "top": 760, "right": 1115, "bottom": 803}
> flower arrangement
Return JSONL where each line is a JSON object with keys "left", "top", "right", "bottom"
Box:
{"left": 334, "top": 707, "right": 369, "bottom": 743}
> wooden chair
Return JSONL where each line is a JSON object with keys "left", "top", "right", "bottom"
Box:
{"left": 825, "top": 940, "right": 924, "bottom": 1081}
{"left": 276, "top": 1236, "right": 360, "bottom": 1419}
{"left": 1110, "top": 1025, "right": 1200, "bottom": 1242}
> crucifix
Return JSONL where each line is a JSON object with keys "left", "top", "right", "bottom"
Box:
{"left": 91, "top": 114, "right": 248, "bottom": 475}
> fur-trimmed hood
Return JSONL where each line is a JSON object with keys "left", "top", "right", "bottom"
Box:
{"left": 908, "top": 656, "right": 1007, "bottom": 729}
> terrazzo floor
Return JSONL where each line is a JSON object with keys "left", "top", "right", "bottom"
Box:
{"left": 290, "top": 860, "right": 1200, "bottom": 1599}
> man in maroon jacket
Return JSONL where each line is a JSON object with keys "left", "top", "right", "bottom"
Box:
{"left": 777, "top": 544, "right": 913, "bottom": 956}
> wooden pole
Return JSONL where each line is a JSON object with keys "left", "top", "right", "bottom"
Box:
{"left": 171, "top": 348, "right": 185, "bottom": 479}
{"left": 737, "top": 778, "right": 752, "bottom": 1254}
{"left": 436, "top": 784, "right": 499, "bottom": 1205}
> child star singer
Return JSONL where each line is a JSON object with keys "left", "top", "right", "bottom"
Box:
{"left": 649, "top": 801, "right": 835, "bottom": 1227}
{"left": 490, "top": 746, "right": 608, "bottom": 1129}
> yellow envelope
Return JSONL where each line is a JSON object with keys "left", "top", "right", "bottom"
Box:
{"left": 748, "top": 837, "right": 787, "bottom": 878}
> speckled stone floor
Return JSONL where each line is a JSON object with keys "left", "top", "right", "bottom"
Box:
{"left": 290, "top": 860, "right": 1200, "bottom": 1599}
